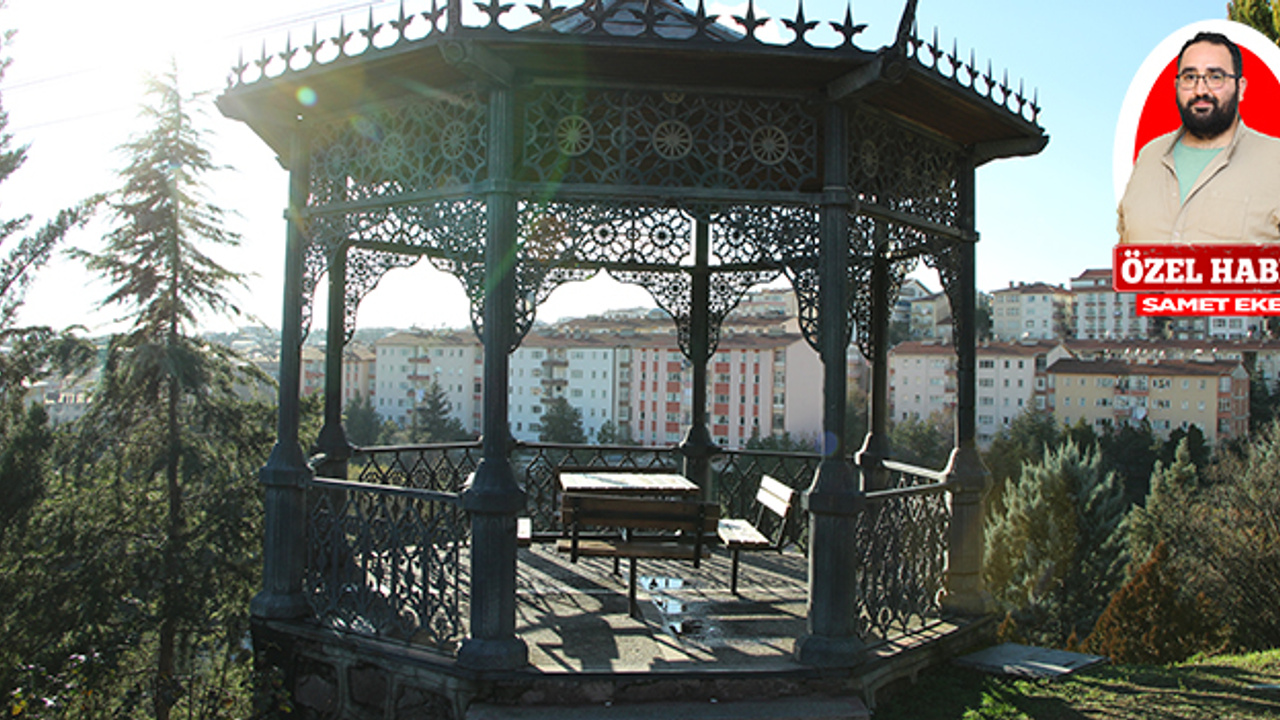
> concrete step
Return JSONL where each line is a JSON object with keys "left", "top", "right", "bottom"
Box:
{"left": 467, "top": 696, "right": 870, "bottom": 720}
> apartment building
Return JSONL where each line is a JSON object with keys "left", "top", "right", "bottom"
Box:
{"left": 1071, "top": 267, "right": 1259, "bottom": 341}
{"left": 1046, "top": 357, "right": 1249, "bottom": 445}
{"left": 1071, "top": 268, "right": 1149, "bottom": 340}
{"left": 909, "top": 292, "right": 952, "bottom": 342}
{"left": 991, "top": 282, "right": 1071, "bottom": 341}
{"left": 891, "top": 340, "right": 1058, "bottom": 445}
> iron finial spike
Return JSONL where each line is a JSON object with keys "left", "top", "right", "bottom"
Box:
{"left": 894, "top": 0, "right": 918, "bottom": 48}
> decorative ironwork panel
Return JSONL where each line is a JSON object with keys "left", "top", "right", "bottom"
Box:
{"left": 308, "top": 93, "right": 489, "bottom": 207}
{"left": 350, "top": 442, "right": 483, "bottom": 492}
{"left": 306, "top": 483, "right": 468, "bottom": 652}
{"left": 519, "top": 88, "right": 819, "bottom": 192}
{"left": 301, "top": 199, "right": 488, "bottom": 343}
{"left": 848, "top": 106, "right": 960, "bottom": 230}
{"left": 854, "top": 477, "right": 949, "bottom": 640}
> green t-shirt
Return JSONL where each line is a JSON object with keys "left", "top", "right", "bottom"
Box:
{"left": 1173, "top": 140, "right": 1223, "bottom": 204}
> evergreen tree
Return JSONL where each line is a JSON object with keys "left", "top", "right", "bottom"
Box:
{"left": 984, "top": 440, "right": 1128, "bottom": 647}
{"left": 1228, "top": 0, "right": 1279, "bottom": 43}
{"left": 539, "top": 396, "right": 585, "bottom": 443}
{"left": 343, "top": 391, "right": 381, "bottom": 447}
{"left": 982, "top": 408, "right": 1060, "bottom": 503}
{"left": 61, "top": 67, "right": 264, "bottom": 720}
{"left": 1097, "top": 421, "right": 1159, "bottom": 508}
{"left": 0, "top": 18, "right": 98, "bottom": 708}
{"left": 888, "top": 411, "right": 953, "bottom": 469}
{"left": 413, "top": 381, "right": 469, "bottom": 442}
{"left": 1126, "top": 438, "right": 1200, "bottom": 567}
{"left": 596, "top": 419, "right": 635, "bottom": 445}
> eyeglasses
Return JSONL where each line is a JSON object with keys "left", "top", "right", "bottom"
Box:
{"left": 1176, "top": 69, "right": 1239, "bottom": 90}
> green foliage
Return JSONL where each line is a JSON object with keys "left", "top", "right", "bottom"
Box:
{"left": 981, "top": 409, "right": 1060, "bottom": 493}
{"left": 984, "top": 440, "right": 1129, "bottom": 647}
{"left": 4, "top": 67, "right": 267, "bottom": 719}
{"left": 411, "top": 381, "right": 470, "bottom": 443}
{"left": 1228, "top": 0, "right": 1280, "bottom": 43}
{"left": 1084, "top": 542, "right": 1224, "bottom": 664}
{"left": 1180, "top": 423, "right": 1280, "bottom": 649}
{"left": 539, "top": 396, "right": 585, "bottom": 444}
{"left": 1247, "top": 371, "right": 1280, "bottom": 433}
{"left": 744, "top": 430, "right": 814, "bottom": 453}
{"left": 1097, "top": 421, "right": 1159, "bottom": 508}
{"left": 595, "top": 419, "right": 634, "bottom": 445}
{"left": 342, "top": 391, "right": 380, "bottom": 447}
{"left": 1127, "top": 438, "right": 1201, "bottom": 566}
{"left": 843, "top": 386, "right": 869, "bottom": 453}
{"left": 888, "top": 411, "right": 953, "bottom": 469}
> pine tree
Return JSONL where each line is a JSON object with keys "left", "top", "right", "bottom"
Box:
{"left": 343, "top": 391, "right": 381, "bottom": 446}
{"left": 1228, "top": 0, "right": 1279, "bottom": 44}
{"left": 0, "top": 17, "right": 98, "bottom": 707}
{"left": 984, "top": 440, "right": 1128, "bottom": 647}
{"left": 539, "top": 396, "right": 585, "bottom": 443}
{"left": 414, "top": 381, "right": 469, "bottom": 442}
{"left": 66, "top": 66, "right": 263, "bottom": 720}
{"left": 1127, "top": 438, "right": 1200, "bottom": 566}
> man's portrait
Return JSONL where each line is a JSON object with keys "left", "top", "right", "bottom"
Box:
{"left": 1117, "top": 30, "right": 1280, "bottom": 245}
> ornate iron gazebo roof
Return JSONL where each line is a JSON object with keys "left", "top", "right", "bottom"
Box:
{"left": 222, "top": 0, "right": 1047, "bottom": 680}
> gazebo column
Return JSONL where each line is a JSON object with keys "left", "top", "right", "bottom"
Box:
{"left": 458, "top": 86, "right": 528, "bottom": 670}
{"left": 680, "top": 220, "right": 716, "bottom": 499}
{"left": 252, "top": 121, "right": 312, "bottom": 621}
{"left": 313, "top": 245, "right": 351, "bottom": 479}
{"left": 856, "top": 225, "right": 892, "bottom": 491}
{"left": 943, "top": 154, "right": 993, "bottom": 616}
{"left": 796, "top": 102, "right": 865, "bottom": 667}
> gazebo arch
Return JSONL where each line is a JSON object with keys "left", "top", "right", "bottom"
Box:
{"left": 218, "top": 0, "right": 1046, "bottom": 694}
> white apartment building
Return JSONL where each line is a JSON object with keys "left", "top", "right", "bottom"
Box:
{"left": 891, "top": 340, "right": 1058, "bottom": 445}
{"left": 372, "top": 331, "right": 483, "bottom": 432}
{"left": 1072, "top": 268, "right": 1149, "bottom": 340}
{"left": 991, "top": 282, "right": 1071, "bottom": 341}
{"left": 508, "top": 334, "right": 617, "bottom": 443}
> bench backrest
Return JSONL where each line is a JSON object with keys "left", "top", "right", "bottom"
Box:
{"left": 562, "top": 493, "right": 719, "bottom": 533}
{"left": 755, "top": 475, "right": 795, "bottom": 548}
{"left": 561, "top": 493, "right": 719, "bottom": 563}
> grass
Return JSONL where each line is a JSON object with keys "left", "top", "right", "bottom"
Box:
{"left": 874, "top": 649, "right": 1280, "bottom": 719}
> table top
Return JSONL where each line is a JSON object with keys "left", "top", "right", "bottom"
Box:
{"left": 558, "top": 471, "right": 699, "bottom": 496}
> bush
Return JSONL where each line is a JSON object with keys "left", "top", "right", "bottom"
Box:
{"left": 1084, "top": 542, "right": 1223, "bottom": 664}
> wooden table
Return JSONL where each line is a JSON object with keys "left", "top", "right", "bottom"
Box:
{"left": 557, "top": 471, "right": 699, "bottom": 497}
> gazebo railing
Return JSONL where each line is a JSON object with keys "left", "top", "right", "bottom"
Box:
{"left": 307, "top": 441, "right": 953, "bottom": 654}
{"left": 856, "top": 460, "right": 952, "bottom": 640}
{"left": 305, "top": 476, "right": 469, "bottom": 652}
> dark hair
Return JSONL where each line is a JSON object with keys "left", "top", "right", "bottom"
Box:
{"left": 1178, "top": 31, "right": 1243, "bottom": 76}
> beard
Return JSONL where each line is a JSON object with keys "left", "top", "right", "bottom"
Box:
{"left": 1179, "top": 89, "right": 1239, "bottom": 140}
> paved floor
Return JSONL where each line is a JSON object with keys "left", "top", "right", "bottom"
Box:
{"left": 515, "top": 541, "right": 813, "bottom": 673}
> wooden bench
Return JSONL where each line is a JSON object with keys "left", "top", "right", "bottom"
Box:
{"left": 557, "top": 493, "right": 719, "bottom": 617}
{"left": 717, "top": 475, "right": 795, "bottom": 594}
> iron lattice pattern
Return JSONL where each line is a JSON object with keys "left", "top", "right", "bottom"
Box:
{"left": 520, "top": 88, "right": 819, "bottom": 192}
{"left": 855, "top": 475, "right": 950, "bottom": 640}
{"left": 848, "top": 106, "right": 960, "bottom": 228}
{"left": 306, "top": 484, "right": 469, "bottom": 652}
{"left": 308, "top": 92, "right": 489, "bottom": 206}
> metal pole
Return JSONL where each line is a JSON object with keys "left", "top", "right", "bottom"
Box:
{"left": 680, "top": 219, "right": 716, "bottom": 501}
{"left": 796, "top": 101, "right": 865, "bottom": 667}
{"left": 252, "top": 121, "right": 312, "bottom": 620}
{"left": 856, "top": 223, "right": 891, "bottom": 491}
{"left": 314, "top": 246, "right": 351, "bottom": 479}
{"left": 942, "top": 152, "right": 993, "bottom": 616}
{"left": 458, "top": 86, "right": 528, "bottom": 670}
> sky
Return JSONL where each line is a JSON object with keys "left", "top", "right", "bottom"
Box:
{"left": 0, "top": 0, "right": 1235, "bottom": 335}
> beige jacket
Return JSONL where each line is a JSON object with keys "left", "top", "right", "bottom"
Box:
{"left": 1118, "top": 123, "right": 1280, "bottom": 244}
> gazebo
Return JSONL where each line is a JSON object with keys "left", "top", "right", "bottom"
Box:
{"left": 217, "top": 0, "right": 1046, "bottom": 713}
